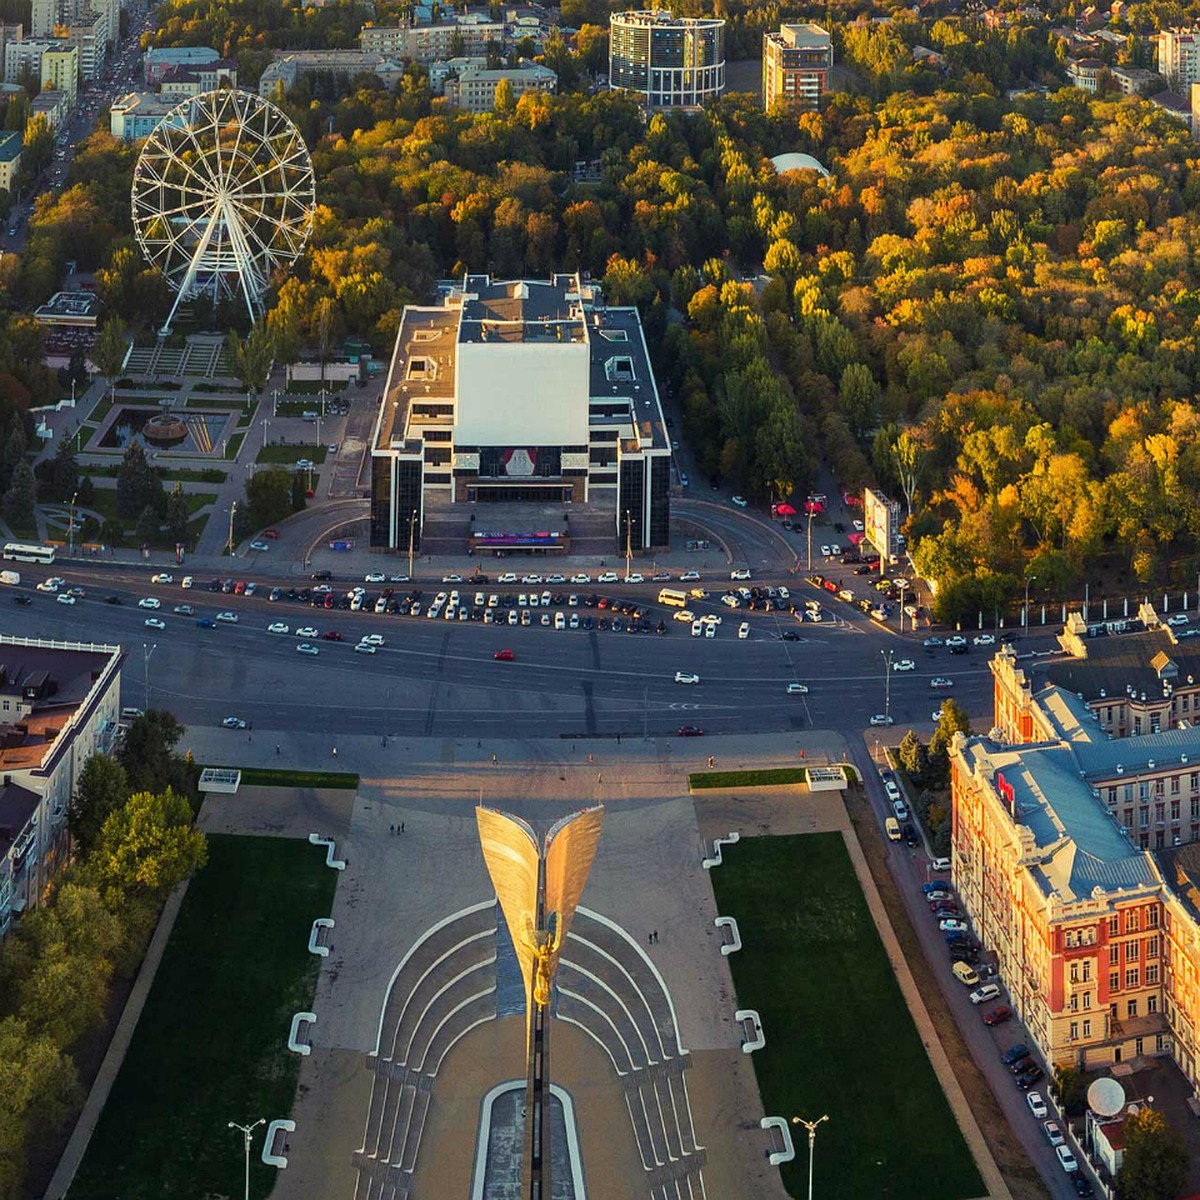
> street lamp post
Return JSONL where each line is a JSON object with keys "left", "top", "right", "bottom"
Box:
{"left": 1023, "top": 574, "right": 1037, "bottom": 629}
{"left": 881, "top": 648, "right": 894, "bottom": 727}
{"left": 142, "top": 642, "right": 157, "bottom": 710}
{"left": 791, "top": 1114, "right": 829, "bottom": 1200}
{"left": 624, "top": 509, "right": 633, "bottom": 580}
{"left": 227, "top": 501, "right": 238, "bottom": 558}
{"left": 897, "top": 579, "right": 908, "bottom": 634}
{"left": 407, "top": 508, "right": 418, "bottom": 579}
{"left": 227, "top": 1118, "right": 265, "bottom": 1200}
{"left": 68, "top": 489, "right": 78, "bottom": 554}
{"left": 806, "top": 508, "right": 814, "bottom": 572}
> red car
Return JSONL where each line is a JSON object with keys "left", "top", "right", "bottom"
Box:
{"left": 263, "top": 529, "right": 280, "bottom": 539}
{"left": 983, "top": 1004, "right": 1012, "bottom": 1026}
{"left": 493, "top": 649, "right": 515, "bottom": 661}
{"left": 323, "top": 594, "right": 334, "bottom": 608}
{"left": 677, "top": 725, "right": 704, "bottom": 737}
{"left": 234, "top": 580, "right": 246, "bottom": 594}
{"left": 322, "top": 630, "right": 344, "bottom": 641}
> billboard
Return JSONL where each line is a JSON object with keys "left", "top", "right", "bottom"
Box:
{"left": 863, "top": 487, "right": 900, "bottom": 563}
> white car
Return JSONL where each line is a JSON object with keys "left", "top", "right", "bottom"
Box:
{"left": 296, "top": 626, "right": 318, "bottom": 638}
{"left": 820, "top": 544, "right": 832, "bottom": 557}
{"left": 267, "top": 622, "right": 290, "bottom": 634}
{"left": 623, "top": 573, "right": 644, "bottom": 584}
{"left": 181, "top": 576, "right": 193, "bottom": 589}
{"left": 1054, "top": 1146, "right": 1078, "bottom": 1173}
{"left": 498, "top": 572, "right": 518, "bottom": 584}
{"left": 931, "top": 677, "right": 954, "bottom": 689}
{"left": 870, "top": 714, "right": 894, "bottom": 726}
{"left": 249, "top": 541, "right": 270, "bottom": 552}
{"left": 569, "top": 612, "right": 580, "bottom": 629}
{"left": 1168, "top": 613, "right": 1189, "bottom": 627}
{"left": 56, "top": 593, "right": 76, "bottom": 605}
{"left": 893, "top": 659, "right": 916, "bottom": 672}
{"left": 571, "top": 573, "right": 591, "bottom": 584}
{"left": 354, "top": 642, "right": 377, "bottom": 654}
{"left": 151, "top": 572, "right": 173, "bottom": 584}
{"left": 674, "top": 671, "right": 700, "bottom": 685}
{"left": 932, "top": 707, "right": 945, "bottom": 722}
{"left": 853, "top": 520, "right": 864, "bottom": 532}
{"left": 545, "top": 574, "right": 566, "bottom": 584}
{"left": 674, "top": 610, "right": 695, "bottom": 623}
{"left": 940, "top": 918, "right": 969, "bottom": 934}
{"left": 521, "top": 574, "right": 543, "bottom": 585}
{"left": 216, "top": 611, "right": 238, "bottom": 624}
{"left": 442, "top": 574, "right": 463, "bottom": 583}
{"left": 221, "top": 716, "right": 247, "bottom": 729}
{"left": 738, "top": 622, "right": 750, "bottom": 640}
{"left": 598, "top": 572, "right": 618, "bottom": 584}
{"left": 144, "top": 617, "right": 165, "bottom": 629}
{"left": 786, "top": 683, "right": 808, "bottom": 694}
{"left": 973, "top": 633, "right": 995, "bottom": 646}
{"left": 36, "top": 578, "right": 62, "bottom": 592}
{"left": 730, "top": 569, "right": 751, "bottom": 581}
{"left": 704, "top": 622, "right": 716, "bottom": 638}
{"left": 138, "top": 596, "right": 161, "bottom": 609}
{"left": 173, "top": 604, "right": 195, "bottom": 615}
{"left": 1042, "top": 1121, "right": 1064, "bottom": 1148}
{"left": 691, "top": 620, "right": 702, "bottom": 637}
{"left": 680, "top": 571, "right": 700, "bottom": 582}
{"left": 722, "top": 594, "right": 741, "bottom": 609}
{"left": 1027, "top": 1092, "right": 1048, "bottom": 1119}
{"left": 945, "top": 635, "right": 967, "bottom": 648}
{"left": 296, "top": 643, "right": 319, "bottom": 655}
{"left": 731, "top": 495, "right": 748, "bottom": 507}
{"left": 777, "top": 586, "right": 790, "bottom": 599}
{"left": 361, "top": 633, "right": 385, "bottom": 646}
{"left": 365, "top": 572, "right": 386, "bottom": 583}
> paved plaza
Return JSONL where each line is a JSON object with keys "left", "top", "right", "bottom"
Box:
{"left": 183, "top": 732, "right": 1005, "bottom": 1200}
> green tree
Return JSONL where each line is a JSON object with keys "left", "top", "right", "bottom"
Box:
{"left": 839, "top": 362, "right": 881, "bottom": 439}
{"left": 49, "top": 435, "right": 79, "bottom": 501}
{"left": 1, "top": 417, "right": 26, "bottom": 491}
{"left": 118, "top": 710, "right": 198, "bottom": 803}
{"left": 69, "top": 753, "right": 130, "bottom": 855}
{"left": 1051, "top": 1063, "right": 1088, "bottom": 1117}
{"left": 1116, "top": 1107, "right": 1188, "bottom": 1200}
{"left": 93, "top": 317, "right": 128, "bottom": 398}
{"left": 0, "top": 884, "right": 122, "bottom": 1047}
{"left": 228, "top": 322, "right": 275, "bottom": 396}
{"left": 164, "top": 485, "right": 189, "bottom": 543}
{"left": 134, "top": 502, "right": 159, "bottom": 543}
{"left": 0, "top": 1016, "right": 81, "bottom": 1199}
{"left": 115, "top": 441, "right": 161, "bottom": 520}
{"left": 898, "top": 729, "right": 928, "bottom": 780}
{"left": 245, "top": 466, "right": 293, "bottom": 530}
{"left": 91, "top": 788, "right": 207, "bottom": 903}
{"left": 2, "top": 458, "right": 35, "bottom": 530}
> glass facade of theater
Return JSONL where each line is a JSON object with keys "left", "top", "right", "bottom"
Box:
{"left": 609, "top": 13, "right": 725, "bottom": 107}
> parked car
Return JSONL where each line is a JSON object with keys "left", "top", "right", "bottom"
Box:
{"left": 969, "top": 983, "right": 1001, "bottom": 1005}
{"left": 870, "top": 714, "right": 894, "bottom": 726}
{"left": 1027, "top": 1092, "right": 1048, "bottom": 1119}
{"left": 1042, "top": 1120, "right": 1065, "bottom": 1147}
{"left": 1001, "top": 1043, "right": 1029, "bottom": 1066}
{"left": 983, "top": 1005, "right": 1012, "bottom": 1026}
{"left": 1017, "top": 1066, "right": 1044, "bottom": 1090}
{"left": 1070, "top": 1172, "right": 1095, "bottom": 1197}
{"left": 1055, "top": 1146, "right": 1078, "bottom": 1173}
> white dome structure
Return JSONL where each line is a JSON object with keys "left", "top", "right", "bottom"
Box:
{"left": 770, "top": 152, "right": 830, "bottom": 177}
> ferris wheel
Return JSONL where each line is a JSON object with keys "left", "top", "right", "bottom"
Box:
{"left": 131, "top": 89, "right": 316, "bottom": 335}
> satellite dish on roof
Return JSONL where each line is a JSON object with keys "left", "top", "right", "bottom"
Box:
{"left": 1088, "top": 1078, "right": 1126, "bottom": 1117}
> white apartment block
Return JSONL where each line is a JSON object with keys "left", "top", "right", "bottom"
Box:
{"left": 1158, "top": 28, "right": 1200, "bottom": 87}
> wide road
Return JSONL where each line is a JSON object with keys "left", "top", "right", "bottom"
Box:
{"left": 3, "top": 560, "right": 1055, "bottom": 740}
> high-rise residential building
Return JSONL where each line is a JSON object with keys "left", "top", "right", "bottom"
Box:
{"left": 762, "top": 23, "right": 832, "bottom": 111}
{"left": 360, "top": 19, "right": 504, "bottom": 63}
{"left": 40, "top": 42, "right": 77, "bottom": 106}
{"left": 1158, "top": 27, "right": 1200, "bottom": 87}
{"left": 4, "top": 36, "right": 66, "bottom": 84}
{"left": 608, "top": 11, "right": 725, "bottom": 108}
{"left": 0, "top": 129, "right": 21, "bottom": 192}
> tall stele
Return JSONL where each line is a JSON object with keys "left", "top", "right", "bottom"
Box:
{"left": 475, "top": 804, "right": 605, "bottom": 1200}
{"left": 131, "top": 89, "right": 316, "bottom": 336}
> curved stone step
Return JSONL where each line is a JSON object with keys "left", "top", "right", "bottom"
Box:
{"left": 388, "top": 946, "right": 496, "bottom": 1068}
{"left": 555, "top": 958, "right": 656, "bottom": 1070}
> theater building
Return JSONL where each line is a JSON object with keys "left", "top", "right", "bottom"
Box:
{"left": 369, "top": 274, "right": 671, "bottom": 555}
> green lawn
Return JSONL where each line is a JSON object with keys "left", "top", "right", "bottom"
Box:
{"left": 255, "top": 444, "right": 329, "bottom": 465}
{"left": 710, "top": 833, "right": 984, "bottom": 1200}
{"left": 690, "top": 767, "right": 808, "bottom": 789}
{"left": 203, "top": 766, "right": 360, "bottom": 789}
{"left": 68, "top": 835, "right": 337, "bottom": 1200}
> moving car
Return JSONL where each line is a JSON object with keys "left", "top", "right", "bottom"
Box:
{"left": 870, "top": 714, "right": 894, "bottom": 726}
{"left": 151, "top": 572, "right": 173, "bottom": 584}
{"left": 931, "top": 677, "right": 954, "bottom": 689}
{"left": 361, "top": 634, "right": 385, "bottom": 646}
{"left": 730, "top": 569, "right": 751, "bottom": 581}
{"left": 973, "top": 633, "right": 995, "bottom": 646}
{"left": 945, "top": 635, "right": 967, "bottom": 648}
{"left": 354, "top": 642, "right": 377, "bottom": 654}
{"left": 268, "top": 622, "right": 290, "bottom": 634}
{"left": 296, "top": 643, "right": 319, "bottom": 655}
{"left": 296, "top": 626, "right": 318, "bottom": 638}
{"left": 173, "top": 604, "right": 194, "bottom": 616}
{"left": 249, "top": 540, "right": 270, "bottom": 551}
{"left": 677, "top": 725, "right": 704, "bottom": 737}
{"left": 731, "top": 495, "right": 748, "bottom": 507}
{"left": 786, "top": 682, "right": 808, "bottom": 694}
{"left": 144, "top": 616, "right": 165, "bottom": 629}
{"left": 493, "top": 649, "right": 515, "bottom": 661}
{"left": 1167, "top": 613, "right": 1189, "bottom": 627}
{"left": 893, "top": 659, "right": 916, "bottom": 672}
{"left": 221, "top": 716, "right": 247, "bottom": 729}
{"left": 56, "top": 593, "right": 76, "bottom": 605}
{"left": 138, "top": 596, "right": 161, "bottom": 609}
{"left": 216, "top": 611, "right": 238, "bottom": 623}
{"left": 674, "top": 671, "right": 700, "bottom": 685}
{"left": 738, "top": 622, "right": 750, "bottom": 639}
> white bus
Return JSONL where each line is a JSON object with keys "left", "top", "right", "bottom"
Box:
{"left": 657, "top": 588, "right": 688, "bottom": 608}
{"left": 3, "top": 542, "right": 55, "bottom": 564}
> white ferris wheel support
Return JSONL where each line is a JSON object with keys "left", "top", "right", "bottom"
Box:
{"left": 131, "top": 89, "right": 316, "bottom": 336}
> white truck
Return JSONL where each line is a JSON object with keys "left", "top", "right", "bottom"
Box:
{"left": 0, "top": 569, "right": 19, "bottom": 585}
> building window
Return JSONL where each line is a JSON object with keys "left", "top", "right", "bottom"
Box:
{"left": 1083, "top": 991, "right": 1091, "bottom": 1009}
{"left": 1070, "top": 963, "right": 1079, "bottom": 983}
{"left": 1148, "top": 936, "right": 1159, "bottom": 958}
{"left": 1107, "top": 787, "right": 1117, "bottom": 805}
{"left": 1110, "top": 946, "right": 1120, "bottom": 966}
{"left": 1147, "top": 965, "right": 1159, "bottom": 986}
{"left": 1109, "top": 916, "right": 1120, "bottom": 936}
{"left": 1126, "top": 910, "right": 1140, "bottom": 933}
{"left": 1125, "top": 968, "right": 1139, "bottom": 989}
{"left": 1083, "top": 1019, "right": 1091, "bottom": 1037}
{"left": 1110, "top": 971, "right": 1119, "bottom": 991}
{"left": 1148, "top": 907, "right": 1159, "bottom": 928}
{"left": 1127, "top": 998, "right": 1138, "bottom": 1017}
{"left": 1070, "top": 994, "right": 1078, "bottom": 1011}
{"left": 1172, "top": 777, "right": 1181, "bottom": 795}
{"left": 1127, "top": 940, "right": 1140, "bottom": 961}
{"left": 1083, "top": 961, "right": 1091, "bottom": 981}
{"left": 1172, "top": 801, "right": 1181, "bottom": 821}
{"left": 1139, "top": 807, "right": 1149, "bottom": 828}
{"left": 1070, "top": 1021, "right": 1078, "bottom": 1040}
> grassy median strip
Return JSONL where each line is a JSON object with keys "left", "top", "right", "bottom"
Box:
{"left": 689, "top": 767, "right": 808, "bottom": 789}
{"left": 711, "top": 833, "right": 985, "bottom": 1200}
{"left": 203, "top": 765, "right": 360, "bottom": 790}
{"left": 69, "top": 835, "right": 337, "bottom": 1200}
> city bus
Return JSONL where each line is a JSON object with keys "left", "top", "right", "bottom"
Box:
{"left": 3, "top": 543, "right": 55, "bottom": 564}
{"left": 657, "top": 588, "right": 688, "bottom": 608}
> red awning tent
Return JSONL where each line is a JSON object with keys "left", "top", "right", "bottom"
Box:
{"left": 848, "top": 532, "right": 865, "bottom": 545}
{"left": 776, "top": 503, "right": 797, "bottom": 516}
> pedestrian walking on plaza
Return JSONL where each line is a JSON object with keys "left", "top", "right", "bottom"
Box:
{"left": 597, "top": 772, "right": 602, "bottom": 783}
{"left": 332, "top": 746, "right": 338, "bottom": 758}
{"left": 492, "top": 751, "right": 498, "bottom": 765}
{"left": 389, "top": 824, "right": 394, "bottom": 835}
{"left": 276, "top": 744, "right": 281, "bottom": 756}
{"left": 653, "top": 930, "right": 658, "bottom": 943}
{"left": 400, "top": 822, "right": 405, "bottom": 833}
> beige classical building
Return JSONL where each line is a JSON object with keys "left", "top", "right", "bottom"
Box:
{"left": 443, "top": 60, "right": 556, "bottom": 111}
